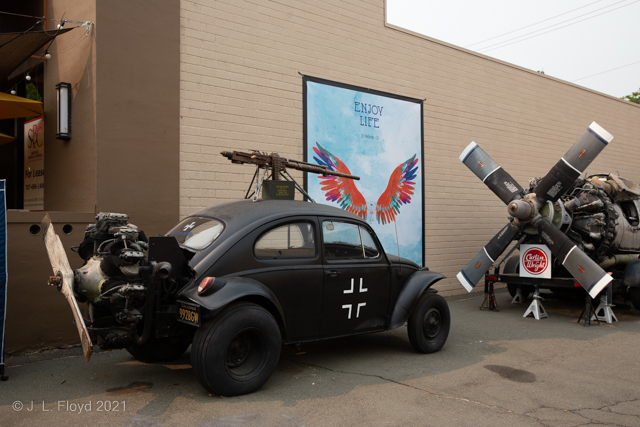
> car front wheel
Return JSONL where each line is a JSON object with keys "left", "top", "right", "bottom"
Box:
{"left": 191, "top": 302, "right": 281, "bottom": 396}
{"left": 407, "top": 293, "right": 450, "bottom": 354}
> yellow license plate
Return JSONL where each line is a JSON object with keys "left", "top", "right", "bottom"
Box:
{"left": 177, "top": 302, "right": 201, "bottom": 326}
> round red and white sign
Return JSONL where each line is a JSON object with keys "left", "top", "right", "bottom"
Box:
{"left": 522, "top": 247, "right": 549, "bottom": 275}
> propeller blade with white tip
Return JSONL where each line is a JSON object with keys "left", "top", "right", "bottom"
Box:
{"left": 457, "top": 222, "right": 520, "bottom": 292}
{"left": 534, "top": 122, "right": 613, "bottom": 203}
{"left": 537, "top": 217, "right": 612, "bottom": 299}
{"left": 42, "top": 214, "right": 93, "bottom": 361}
{"left": 459, "top": 141, "right": 525, "bottom": 204}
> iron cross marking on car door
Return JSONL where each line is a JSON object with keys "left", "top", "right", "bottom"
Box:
{"left": 342, "top": 278, "right": 367, "bottom": 319}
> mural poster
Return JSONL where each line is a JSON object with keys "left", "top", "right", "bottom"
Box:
{"left": 304, "top": 77, "right": 424, "bottom": 266}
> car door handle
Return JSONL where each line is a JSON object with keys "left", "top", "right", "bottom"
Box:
{"left": 325, "top": 270, "right": 339, "bottom": 277}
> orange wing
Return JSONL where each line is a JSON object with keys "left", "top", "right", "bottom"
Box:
{"left": 312, "top": 143, "right": 368, "bottom": 219}
{"left": 375, "top": 155, "right": 418, "bottom": 224}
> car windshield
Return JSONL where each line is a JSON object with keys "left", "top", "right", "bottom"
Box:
{"left": 167, "top": 217, "right": 224, "bottom": 250}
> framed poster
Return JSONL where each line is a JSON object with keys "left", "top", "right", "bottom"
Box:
{"left": 304, "top": 77, "right": 424, "bottom": 266}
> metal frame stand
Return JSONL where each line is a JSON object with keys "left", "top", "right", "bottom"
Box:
{"left": 577, "top": 294, "right": 600, "bottom": 327}
{"left": 511, "top": 287, "right": 524, "bottom": 304}
{"left": 591, "top": 283, "right": 617, "bottom": 324}
{"left": 523, "top": 286, "right": 548, "bottom": 320}
{"left": 0, "top": 364, "right": 6, "bottom": 381}
{"left": 479, "top": 279, "right": 499, "bottom": 311}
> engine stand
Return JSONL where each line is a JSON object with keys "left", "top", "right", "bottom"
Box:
{"left": 591, "top": 284, "right": 617, "bottom": 324}
{"left": 511, "top": 287, "right": 524, "bottom": 304}
{"left": 523, "top": 287, "right": 548, "bottom": 320}
{"left": 479, "top": 280, "right": 499, "bottom": 311}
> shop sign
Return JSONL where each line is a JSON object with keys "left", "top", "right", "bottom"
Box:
{"left": 519, "top": 244, "right": 552, "bottom": 279}
{"left": 24, "top": 117, "right": 44, "bottom": 210}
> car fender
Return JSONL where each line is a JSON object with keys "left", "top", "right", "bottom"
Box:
{"left": 388, "top": 270, "right": 445, "bottom": 330}
{"left": 179, "top": 276, "right": 285, "bottom": 323}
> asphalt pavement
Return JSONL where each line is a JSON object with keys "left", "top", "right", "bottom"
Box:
{"left": 2, "top": 289, "right": 640, "bottom": 427}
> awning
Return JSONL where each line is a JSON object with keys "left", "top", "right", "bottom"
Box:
{"left": 0, "top": 29, "right": 72, "bottom": 88}
{"left": 0, "top": 132, "right": 15, "bottom": 146}
{"left": 0, "top": 91, "right": 43, "bottom": 120}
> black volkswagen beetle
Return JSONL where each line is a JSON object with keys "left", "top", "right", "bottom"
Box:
{"left": 43, "top": 199, "right": 450, "bottom": 396}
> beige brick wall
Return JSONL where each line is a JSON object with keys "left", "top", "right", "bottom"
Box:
{"left": 179, "top": 0, "right": 640, "bottom": 296}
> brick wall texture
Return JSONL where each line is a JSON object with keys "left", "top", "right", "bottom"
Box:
{"left": 179, "top": 0, "right": 640, "bottom": 296}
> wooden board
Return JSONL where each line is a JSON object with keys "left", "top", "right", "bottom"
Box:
{"left": 42, "top": 214, "right": 92, "bottom": 361}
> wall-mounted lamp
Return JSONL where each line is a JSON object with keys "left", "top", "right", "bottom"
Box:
{"left": 56, "top": 82, "right": 71, "bottom": 140}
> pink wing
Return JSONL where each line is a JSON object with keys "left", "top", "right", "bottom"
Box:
{"left": 375, "top": 155, "right": 418, "bottom": 224}
{"left": 312, "top": 143, "right": 368, "bottom": 219}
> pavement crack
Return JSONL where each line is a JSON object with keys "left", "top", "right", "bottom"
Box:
{"left": 283, "top": 358, "right": 529, "bottom": 418}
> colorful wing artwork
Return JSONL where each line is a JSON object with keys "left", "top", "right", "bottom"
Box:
{"left": 375, "top": 155, "right": 418, "bottom": 224}
{"left": 313, "top": 143, "right": 368, "bottom": 219}
{"left": 312, "top": 142, "right": 418, "bottom": 224}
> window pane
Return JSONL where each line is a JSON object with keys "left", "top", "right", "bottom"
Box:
{"left": 361, "top": 227, "right": 380, "bottom": 258}
{"left": 167, "top": 217, "right": 224, "bottom": 250}
{"left": 322, "top": 221, "right": 363, "bottom": 259}
{"left": 255, "top": 222, "right": 315, "bottom": 259}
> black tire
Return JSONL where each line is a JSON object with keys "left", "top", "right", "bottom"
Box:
{"left": 407, "top": 293, "right": 450, "bottom": 354}
{"left": 126, "top": 335, "right": 192, "bottom": 363}
{"left": 630, "top": 288, "right": 640, "bottom": 311}
{"left": 191, "top": 302, "right": 281, "bottom": 396}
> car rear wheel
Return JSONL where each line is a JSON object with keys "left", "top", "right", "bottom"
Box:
{"left": 191, "top": 302, "right": 281, "bottom": 396}
{"left": 126, "top": 335, "right": 192, "bottom": 363}
{"left": 407, "top": 293, "right": 450, "bottom": 354}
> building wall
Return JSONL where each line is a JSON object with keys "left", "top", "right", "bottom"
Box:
{"left": 5, "top": 0, "right": 181, "bottom": 353}
{"left": 179, "top": 0, "right": 640, "bottom": 296}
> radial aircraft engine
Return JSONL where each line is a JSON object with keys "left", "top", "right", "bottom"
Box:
{"left": 456, "top": 122, "right": 618, "bottom": 300}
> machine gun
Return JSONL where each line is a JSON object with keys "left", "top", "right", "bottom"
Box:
{"left": 221, "top": 150, "right": 359, "bottom": 202}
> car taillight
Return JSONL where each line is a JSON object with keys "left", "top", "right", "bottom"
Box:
{"left": 197, "top": 276, "right": 227, "bottom": 295}
{"left": 198, "top": 277, "right": 215, "bottom": 294}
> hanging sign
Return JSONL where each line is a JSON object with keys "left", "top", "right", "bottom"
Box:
{"left": 24, "top": 116, "right": 44, "bottom": 210}
{"left": 519, "top": 244, "right": 552, "bottom": 279}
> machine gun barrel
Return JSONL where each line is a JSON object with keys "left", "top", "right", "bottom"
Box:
{"left": 221, "top": 150, "right": 359, "bottom": 180}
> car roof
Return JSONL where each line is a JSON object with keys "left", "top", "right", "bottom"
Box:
{"left": 189, "top": 199, "right": 365, "bottom": 229}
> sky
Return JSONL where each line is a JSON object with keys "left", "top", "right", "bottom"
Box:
{"left": 386, "top": 0, "right": 640, "bottom": 99}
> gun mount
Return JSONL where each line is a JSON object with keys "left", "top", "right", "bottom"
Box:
{"left": 221, "top": 150, "right": 359, "bottom": 202}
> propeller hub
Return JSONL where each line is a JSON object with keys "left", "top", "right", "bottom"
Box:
{"left": 507, "top": 199, "right": 534, "bottom": 220}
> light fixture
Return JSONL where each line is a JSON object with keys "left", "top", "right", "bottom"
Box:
{"left": 26, "top": 73, "right": 31, "bottom": 81}
{"left": 56, "top": 82, "right": 71, "bottom": 140}
{"left": 10, "top": 90, "right": 16, "bottom": 95}
{"left": 45, "top": 51, "right": 51, "bottom": 59}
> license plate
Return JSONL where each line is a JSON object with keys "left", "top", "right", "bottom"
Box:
{"left": 177, "top": 301, "right": 201, "bottom": 326}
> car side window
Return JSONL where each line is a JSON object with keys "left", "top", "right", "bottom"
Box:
{"left": 322, "top": 221, "right": 380, "bottom": 260}
{"left": 361, "top": 228, "right": 380, "bottom": 258}
{"left": 254, "top": 222, "right": 316, "bottom": 259}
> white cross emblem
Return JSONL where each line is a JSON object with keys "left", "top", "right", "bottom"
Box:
{"left": 183, "top": 221, "right": 196, "bottom": 231}
{"left": 342, "top": 278, "right": 367, "bottom": 319}
{"left": 343, "top": 278, "right": 367, "bottom": 294}
{"left": 342, "top": 302, "right": 366, "bottom": 319}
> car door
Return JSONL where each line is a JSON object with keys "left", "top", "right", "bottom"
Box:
{"left": 214, "top": 217, "right": 323, "bottom": 342}
{"left": 319, "top": 218, "right": 391, "bottom": 337}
